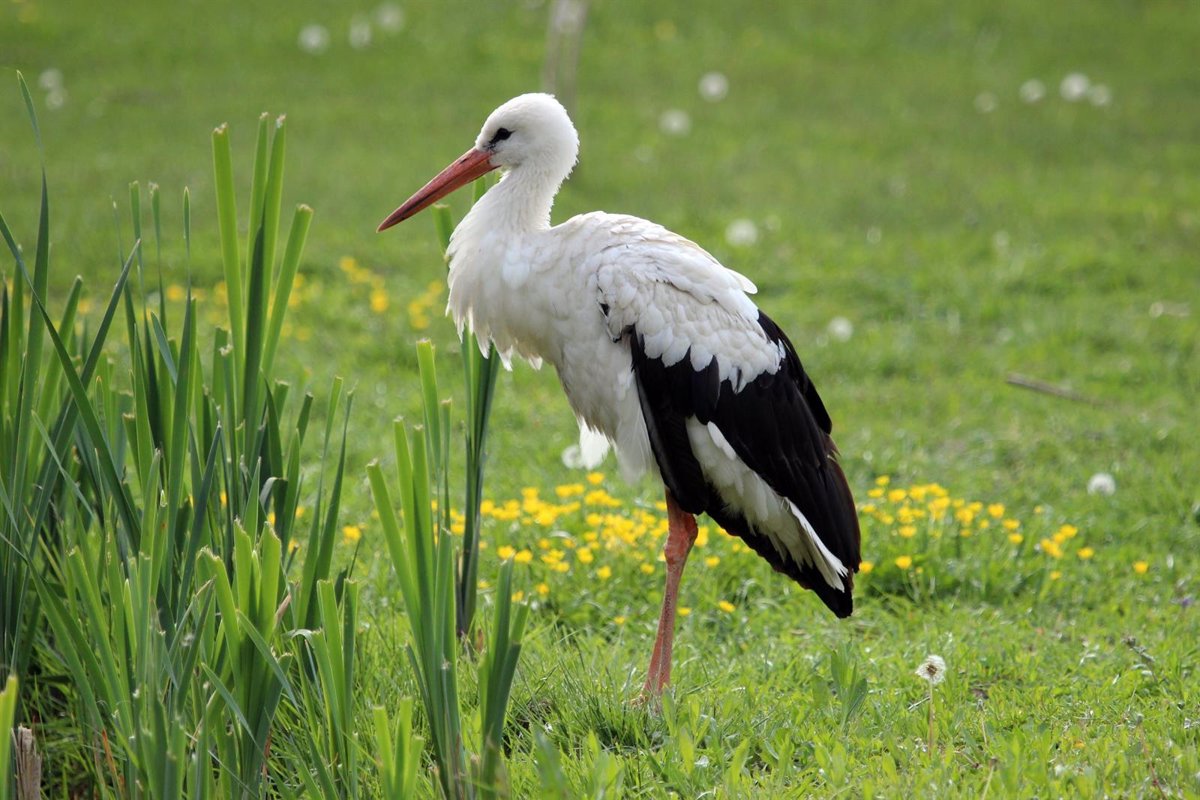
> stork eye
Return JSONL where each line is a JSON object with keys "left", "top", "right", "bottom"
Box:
{"left": 490, "top": 127, "right": 513, "bottom": 145}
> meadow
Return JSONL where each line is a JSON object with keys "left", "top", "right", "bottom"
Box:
{"left": 1, "top": 0, "right": 1198, "bottom": 796}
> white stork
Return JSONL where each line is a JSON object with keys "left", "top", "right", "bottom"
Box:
{"left": 378, "top": 93, "right": 860, "bottom": 695}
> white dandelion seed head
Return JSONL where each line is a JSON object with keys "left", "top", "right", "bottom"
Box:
{"left": 38, "top": 68, "right": 63, "bottom": 91}
{"left": 724, "top": 218, "right": 759, "bottom": 247}
{"left": 298, "top": 24, "right": 331, "bottom": 54}
{"left": 374, "top": 3, "right": 406, "bottom": 33}
{"left": 698, "top": 71, "right": 729, "bottom": 102}
{"left": 1087, "top": 84, "right": 1112, "bottom": 107}
{"left": 349, "top": 14, "right": 373, "bottom": 49}
{"left": 1087, "top": 472, "right": 1116, "bottom": 496}
{"left": 45, "top": 88, "right": 67, "bottom": 111}
{"left": 659, "top": 108, "right": 691, "bottom": 136}
{"left": 1060, "top": 72, "right": 1090, "bottom": 102}
{"left": 1019, "top": 79, "right": 1045, "bottom": 104}
{"left": 915, "top": 654, "right": 946, "bottom": 685}
{"left": 827, "top": 316, "right": 854, "bottom": 342}
{"left": 974, "top": 91, "right": 998, "bottom": 114}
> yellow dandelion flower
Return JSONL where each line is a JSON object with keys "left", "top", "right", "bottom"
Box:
{"left": 597, "top": 566, "right": 612, "bottom": 580}
{"left": 536, "top": 582, "right": 550, "bottom": 596}
{"left": 678, "top": 607, "right": 691, "bottom": 616}
{"left": 613, "top": 615, "right": 626, "bottom": 625}
{"left": 586, "top": 472, "right": 605, "bottom": 485}
{"left": 894, "top": 555, "right": 913, "bottom": 570}
{"left": 551, "top": 561, "right": 570, "bottom": 573}
{"left": 1057, "top": 524, "right": 1079, "bottom": 539}
{"left": 577, "top": 548, "right": 594, "bottom": 564}
{"left": 898, "top": 525, "right": 917, "bottom": 539}
{"left": 369, "top": 287, "right": 390, "bottom": 313}
{"left": 955, "top": 508, "right": 975, "bottom": 525}
{"left": 1076, "top": 547, "right": 1095, "bottom": 560}
{"left": 478, "top": 579, "right": 490, "bottom": 590}
{"left": 555, "top": 483, "right": 584, "bottom": 498}
{"left": 166, "top": 284, "right": 186, "bottom": 302}
{"left": 288, "top": 539, "right": 301, "bottom": 553}
{"left": 987, "top": 503, "right": 1005, "bottom": 518}
{"left": 1039, "top": 538, "right": 1063, "bottom": 559}
{"left": 1049, "top": 570, "right": 1062, "bottom": 581}
{"left": 867, "top": 487, "right": 885, "bottom": 499}
{"left": 1008, "top": 533, "right": 1024, "bottom": 545}
{"left": 695, "top": 526, "right": 710, "bottom": 547}
{"left": 1133, "top": 561, "right": 1149, "bottom": 575}
{"left": 497, "top": 545, "right": 516, "bottom": 560}
{"left": 342, "top": 524, "right": 362, "bottom": 544}
{"left": 718, "top": 600, "right": 736, "bottom": 613}
{"left": 338, "top": 255, "right": 358, "bottom": 273}
{"left": 1002, "top": 518, "right": 1020, "bottom": 531}
{"left": 875, "top": 475, "right": 891, "bottom": 486}
{"left": 584, "top": 489, "right": 621, "bottom": 508}
{"left": 511, "top": 591, "right": 524, "bottom": 602}
{"left": 704, "top": 555, "right": 721, "bottom": 567}
{"left": 640, "top": 563, "right": 655, "bottom": 575}
{"left": 514, "top": 549, "right": 533, "bottom": 564}
{"left": 887, "top": 489, "right": 907, "bottom": 503}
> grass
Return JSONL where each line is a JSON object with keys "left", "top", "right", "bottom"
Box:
{"left": 2, "top": 0, "right": 1199, "bottom": 796}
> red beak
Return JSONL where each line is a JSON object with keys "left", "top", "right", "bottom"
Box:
{"left": 377, "top": 147, "right": 498, "bottom": 232}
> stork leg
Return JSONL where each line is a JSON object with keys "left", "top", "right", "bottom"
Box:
{"left": 642, "top": 492, "right": 698, "bottom": 696}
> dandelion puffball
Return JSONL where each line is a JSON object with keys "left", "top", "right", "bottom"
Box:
{"left": 915, "top": 654, "right": 946, "bottom": 685}
{"left": 1087, "top": 472, "right": 1116, "bottom": 496}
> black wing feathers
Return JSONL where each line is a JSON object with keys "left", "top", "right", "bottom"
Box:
{"left": 629, "top": 310, "right": 860, "bottom": 618}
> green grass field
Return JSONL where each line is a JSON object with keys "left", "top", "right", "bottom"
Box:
{"left": 3, "top": 0, "right": 1198, "bottom": 796}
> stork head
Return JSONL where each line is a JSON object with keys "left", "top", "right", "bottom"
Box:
{"left": 378, "top": 93, "right": 579, "bottom": 231}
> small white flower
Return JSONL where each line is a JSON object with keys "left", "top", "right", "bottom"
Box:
{"left": 974, "top": 92, "right": 998, "bottom": 114}
{"left": 915, "top": 654, "right": 946, "bottom": 685}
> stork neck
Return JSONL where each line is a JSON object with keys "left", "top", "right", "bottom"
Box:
{"left": 473, "top": 164, "right": 562, "bottom": 233}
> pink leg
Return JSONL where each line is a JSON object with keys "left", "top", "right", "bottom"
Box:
{"left": 642, "top": 492, "right": 698, "bottom": 695}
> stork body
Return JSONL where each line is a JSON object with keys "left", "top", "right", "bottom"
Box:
{"left": 379, "top": 93, "right": 861, "bottom": 694}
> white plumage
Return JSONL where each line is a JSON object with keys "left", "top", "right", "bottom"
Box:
{"left": 378, "top": 93, "right": 860, "bottom": 695}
